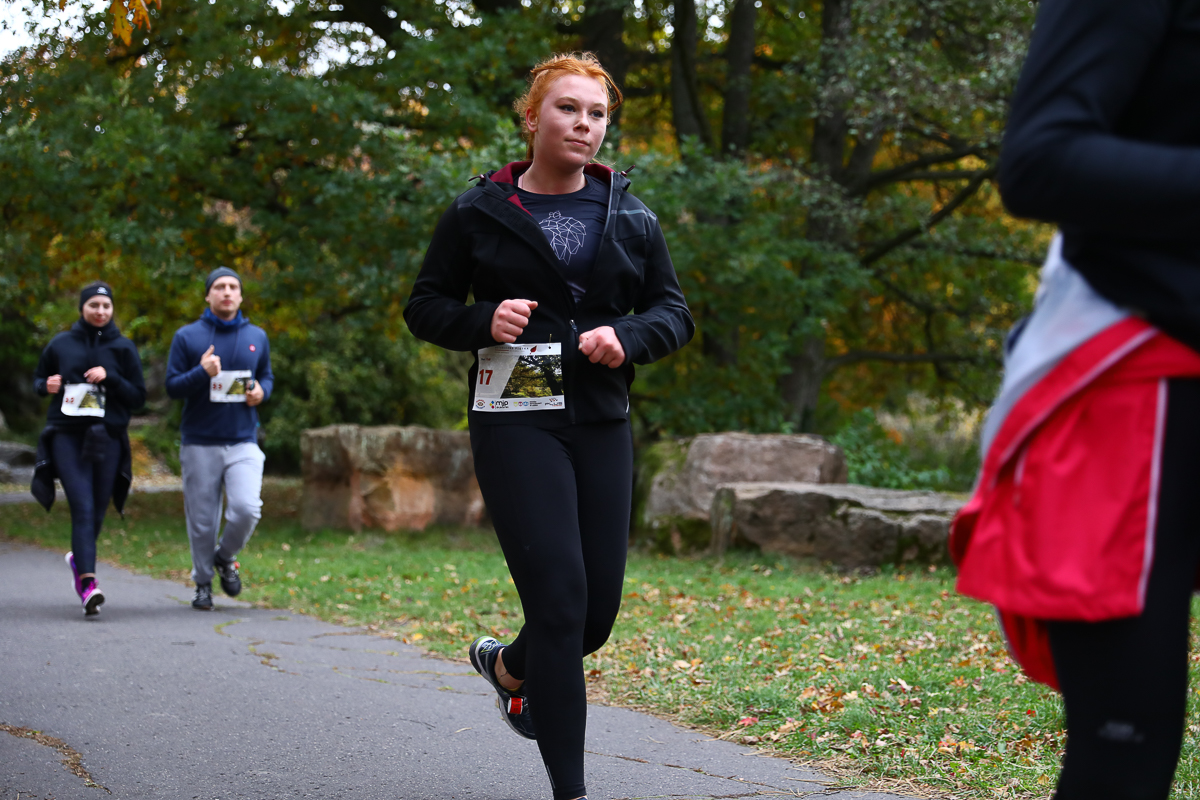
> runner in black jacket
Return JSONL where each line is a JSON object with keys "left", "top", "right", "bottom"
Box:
{"left": 32, "top": 281, "right": 146, "bottom": 615}
{"left": 999, "top": 1, "right": 1200, "bottom": 796}
{"left": 405, "top": 53, "right": 693, "bottom": 800}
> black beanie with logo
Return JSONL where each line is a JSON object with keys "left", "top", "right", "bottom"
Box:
{"left": 79, "top": 281, "right": 114, "bottom": 310}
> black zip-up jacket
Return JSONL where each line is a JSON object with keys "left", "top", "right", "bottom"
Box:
{"left": 999, "top": 0, "right": 1200, "bottom": 352}
{"left": 404, "top": 162, "right": 695, "bottom": 426}
{"left": 34, "top": 319, "right": 147, "bottom": 429}
{"left": 31, "top": 318, "right": 145, "bottom": 515}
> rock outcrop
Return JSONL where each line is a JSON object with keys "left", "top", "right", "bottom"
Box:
{"left": 301, "top": 425, "right": 486, "bottom": 532}
{"left": 710, "top": 482, "right": 963, "bottom": 568}
{"left": 641, "top": 433, "right": 847, "bottom": 551}
{"left": 0, "top": 441, "right": 36, "bottom": 486}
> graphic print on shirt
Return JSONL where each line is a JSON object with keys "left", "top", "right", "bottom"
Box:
{"left": 540, "top": 211, "right": 587, "bottom": 263}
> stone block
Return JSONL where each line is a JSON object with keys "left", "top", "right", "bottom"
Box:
{"left": 641, "top": 433, "right": 847, "bottom": 551}
{"left": 300, "top": 425, "right": 486, "bottom": 532}
{"left": 710, "top": 482, "right": 963, "bottom": 568}
{"left": 0, "top": 441, "right": 36, "bottom": 486}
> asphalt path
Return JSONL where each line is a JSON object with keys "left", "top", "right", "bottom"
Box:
{"left": 0, "top": 541, "right": 919, "bottom": 800}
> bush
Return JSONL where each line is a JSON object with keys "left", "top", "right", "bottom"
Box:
{"left": 831, "top": 406, "right": 978, "bottom": 493}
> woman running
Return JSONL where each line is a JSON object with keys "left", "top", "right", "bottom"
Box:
{"left": 950, "top": 1, "right": 1200, "bottom": 797}
{"left": 404, "top": 53, "right": 694, "bottom": 800}
{"left": 32, "top": 281, "right": 146, "bottom": 616}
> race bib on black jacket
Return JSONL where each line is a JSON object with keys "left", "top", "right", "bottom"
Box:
{"left": 404, "top": 161, "right": 696, "bottom": 428}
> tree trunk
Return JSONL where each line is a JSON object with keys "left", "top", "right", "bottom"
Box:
{"left": 778, "top": 335, "right": 826, "bottom": 432}
{"left": 779, "top": 0, "right": 854, "bottom": 429}
{"left": 700, "top": 308, "right": 739, "bottom": 368}
{"left": 809, "top": 0, "right": 852, "bottom": 179}
{"left": 719, "top": 0, "right": 756, "bottom": 158}
{"left": 580, "top": 0, "right": 631, "bottom": 129}
{"left": 670, "top": 0, "right": 713, "bottom": 148}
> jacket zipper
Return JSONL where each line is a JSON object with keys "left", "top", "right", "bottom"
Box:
{"left": 480, "top": 172, "right": 626, "bottom": 422}
{"left": 599, "top": 173, "right": 618, "bottom": 241}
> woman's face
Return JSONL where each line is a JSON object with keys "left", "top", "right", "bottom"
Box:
{"left": 82, "top": 296, "right": 113, "bottom": 327}
{"left": 527, "top": 74, "right": 609, "bottom": 173}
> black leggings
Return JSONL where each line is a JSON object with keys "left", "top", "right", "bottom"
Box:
{"left": 1048, "top": 378, "right": 1200, "bottom": 799}
{"left": 470, "top": 420, "right": 633, "bottom": 800}
{"left": 51, "top": 428, "right": 121, "bottom": 577}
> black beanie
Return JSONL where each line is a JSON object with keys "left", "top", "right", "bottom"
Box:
{"left": 79, "top": 281, "right": 114, "bottom": 310}
{"left": 205, "top": 266, "right": 241, "bottom": 294}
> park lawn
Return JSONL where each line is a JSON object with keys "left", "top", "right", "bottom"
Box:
{"left": 2, "top": 485, "right": 1198, "bottom": 800}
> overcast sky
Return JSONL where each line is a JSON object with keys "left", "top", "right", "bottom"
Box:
{"left": 0, "top": 0, "right": 107, "bottom": 58}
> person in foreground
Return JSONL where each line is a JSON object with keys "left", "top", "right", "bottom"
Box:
{"left": 166, "top": 267, "right": 274, "bottom": 611}
{"left": 404, "top": 52, "right": 694, "bottom": 800}
{"left": 31, "top": 281, "right": 147, "bottom": 615}
{"left": 949, "top": 2, "right": 1200, "bottom": 797}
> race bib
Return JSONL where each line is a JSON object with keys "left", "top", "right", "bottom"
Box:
{"left": 473, "top": 343, "right": 565, "bottom": 413}
{"left": 210, "top": 370, "right": 254, "bottom": 403}
{"left": 61, "top": 383, "right": 105, "bottom": 417}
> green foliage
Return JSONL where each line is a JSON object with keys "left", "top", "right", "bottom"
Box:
{"left": 262, "top": 320, "right": 463, "bottom": 470}
{"left": 131, "top": 418, "right": 182, "bottom": 475}
{"left": 831, "top": 407, "right": 977, "bottom": 492}
{"left": 0, "top": 0, "right": 481, "bottom": 444}
{"left": 1, "top": 0, "right": 1047, "bottom": 458}
{"left": 630, "top": 147, "right": 867, "bottom": 434}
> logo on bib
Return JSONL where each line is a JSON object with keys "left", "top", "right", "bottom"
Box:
{"left": 249, "top": 344, "right": 256, "bottom": 352}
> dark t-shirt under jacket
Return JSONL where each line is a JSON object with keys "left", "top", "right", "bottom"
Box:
{"left": 516, "top": 175, "right": 608, "bottom": 303}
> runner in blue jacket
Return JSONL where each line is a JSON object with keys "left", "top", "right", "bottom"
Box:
{"left": 166, "top": 267, "right": 274, "bottom": 611}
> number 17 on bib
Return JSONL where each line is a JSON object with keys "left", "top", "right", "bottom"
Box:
{"left": 474, "top": 343, "right": 565, "bottom": 413}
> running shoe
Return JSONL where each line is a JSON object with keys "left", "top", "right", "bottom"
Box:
{"left": 80, "top": 578, "right": 104, "bottom": 616}
{"left": 468, "top": 635, "right": 536, "bottom": 740}
{"left": 65, "top": 551, "right": 82, "bottom": 598}
{"left": 192, "top": 583, "right": 214, "bottom": 611}
{"left": 213, "top": 554, "right": 242, "bottom": 597}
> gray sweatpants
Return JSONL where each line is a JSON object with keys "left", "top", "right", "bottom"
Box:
{"left": 180, "top": 442, "right": 265, "bottom": 586}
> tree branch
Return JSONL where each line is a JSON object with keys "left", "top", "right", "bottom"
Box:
{"left": 872, "top": 273, "right": 974, "bottom": 319}
{"left": 824, "top": 349, "right": 983, "bottom": 371}
{"left": 873, "top": 168, "right": 994, "bottom": 184}
{"left": 848, "top": 145, "right": 992, "bottom": 195}
{"left": 901, "top": 240, "right": 1043, "bottom": 266}
{"left": 860, "top": 166, "right": 997, "bottom": 266}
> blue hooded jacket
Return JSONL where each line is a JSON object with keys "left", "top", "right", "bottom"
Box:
{"left": 166, "top": 309, "right": 275, "bottom": 446}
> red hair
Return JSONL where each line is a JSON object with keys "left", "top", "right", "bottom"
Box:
{"left": 513, "top": 52, "right": 624, "bottom": 159}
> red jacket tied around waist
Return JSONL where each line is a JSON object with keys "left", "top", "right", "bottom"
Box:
{"left": 949, "top": 317, "right": 1200, "bottom": 689}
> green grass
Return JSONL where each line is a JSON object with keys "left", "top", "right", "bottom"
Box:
{"left": 3, "top": 485, "right": 1198, "bottom": 799}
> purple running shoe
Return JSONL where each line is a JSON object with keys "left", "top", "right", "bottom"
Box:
{"left": 81, "top": 579, "right": 104, "bottom": 616}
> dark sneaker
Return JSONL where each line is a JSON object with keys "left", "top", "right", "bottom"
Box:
{"left": 468, "top": 635, "right": 535, "bottom": 740}
{"left": 81, "top": 579, "right": 104, "bottom": 616}
{"left": 213, "top": 555, "right": 242, "bottom": 597}
{"left": 192, "top": 583, "right": 214, "bottom": 611}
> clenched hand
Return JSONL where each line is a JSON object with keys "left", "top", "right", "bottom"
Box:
{"left": 491, "top": 299, "right": 538, "bottom": 344}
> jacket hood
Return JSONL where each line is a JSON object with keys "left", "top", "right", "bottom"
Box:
{"left": 489, "top": 160, "right": 620, "bottom": 185}
{"left": 479, "top": 161, "right": 631, "bottom": 215}
{"left": 201, "top": 308, "right": 250, "bottom": 329}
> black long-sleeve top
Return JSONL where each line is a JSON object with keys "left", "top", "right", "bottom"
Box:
{"left": 34, "top": 319, "right": 147, "bottom": 430}
{"left": 999, "top": 0, "right": 1200, "bottom": 351}
{"left": 404, "top": 161, "right": 694, "bottom": 427}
